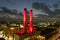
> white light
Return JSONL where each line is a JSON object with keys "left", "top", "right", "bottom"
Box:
{"left": 0, "top": 31, "right": 3, "bottom": 34}
{"left": 38, "top": 35, "right": 45, "bottom": 39}
{"left": 9, "top": 37, "right": 13, "bottom": 40}
{"left": 20, "top": 25, "right": 24, "bottom": 28}
{"left": 0, "top": 34, "right": 3, "bottom": 38}
{"left": 0, "top": 31, "right": 3, "bottom": 38}
{"left": 4, "top": 37, "right": 8, "bottom": 40}
{"left": 10, "top": 27, "right": 14, "bottom": 30}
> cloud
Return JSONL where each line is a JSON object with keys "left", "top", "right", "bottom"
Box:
{"left": 32, "top": 2, "right": 60, "bottom": 17}
{"left": 0, "top": 13, "right": 23, "bottom": 21}
{"left": 32, "top": 2, "right": 41, "bottom": 10}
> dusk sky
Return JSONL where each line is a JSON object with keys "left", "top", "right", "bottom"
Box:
{"left": 0, "top": 0, "right": 59, "bottom": 15}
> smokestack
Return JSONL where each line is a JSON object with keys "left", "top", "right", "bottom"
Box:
{"left": 29, "top": 10, "right": 33, "bottom": 33}
{"left": 14, "top": 8, "right": 27, "bottom": 35}
{"left": 23, "top": 8, "right": 27, "bottom": 27}
{"left": 23, "top": 8, "right": 27, "bottom": 33}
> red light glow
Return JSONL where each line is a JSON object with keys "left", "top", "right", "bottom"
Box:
{"left": 29, "top": 10, "right": 33, "bottom": 33}
{"left": 23, "top": 8, "right": 27, "bottom": 27}
{"left": 15, "top": 29, "right": 24, "bottom": 35}
{"left": 15, "top": 8, "right": 36, "bottom": 35}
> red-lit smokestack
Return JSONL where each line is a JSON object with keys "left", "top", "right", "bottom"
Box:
{"left": 23, "top": 8, "right": 27, "bottom": 28}
{"left": 23, "top": 8, "right": 27, "bottom": 34}
{"left": 15, "top": 8, "right": 27, "bottom": 35}
{"left": 29, "top": 10, "right": 33, "bottom": 33}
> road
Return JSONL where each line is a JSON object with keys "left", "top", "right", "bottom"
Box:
{"left": 48, "top": 28, "right": 60, "bottom": 40}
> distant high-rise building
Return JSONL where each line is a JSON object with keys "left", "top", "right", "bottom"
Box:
{"left": 13, "top": 9, "right": 17, "bottom": 15}
{"left": 0, "top": 7, "right": 3, "bottom": 11}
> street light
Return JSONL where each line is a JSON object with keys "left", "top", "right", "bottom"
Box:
{"left": 0, "top": 31, "right": 3, "bottom": 38}
{"left": 10, "top": 27, "right": 14, "bottom": 30}
{"left": 9, "top": 36, "right": 13, "bottom": 40}
{"left": 20, "top": 25, "right": 24, "bottom": 28}
{"left": 10, "top": 27, "right": 14, "bottom": 40}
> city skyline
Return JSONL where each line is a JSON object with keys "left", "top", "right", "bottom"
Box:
{"left": 0, "top": 0, "right": 60, "bottom": 21}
